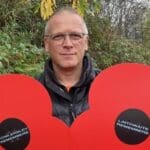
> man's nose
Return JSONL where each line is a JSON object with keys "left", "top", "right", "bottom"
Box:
{"left": 62, "top": 35, "right": 73, "bottom": 47}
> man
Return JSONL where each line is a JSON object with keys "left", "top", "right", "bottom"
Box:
{"left": 37, "top": 7, "right": 99, "bottom": 126}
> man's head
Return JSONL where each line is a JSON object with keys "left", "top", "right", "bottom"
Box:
{"left": 44, "top": 7, "right": 88, "bottom": 70}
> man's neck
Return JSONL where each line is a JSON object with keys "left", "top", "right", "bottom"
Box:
{"left": 53, "top": 64, "right": 82, "bottom": 88}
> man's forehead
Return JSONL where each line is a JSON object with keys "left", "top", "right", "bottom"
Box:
{"left": 47, "top": 11, "right": 84, "bottom": 33}
{"left": 50, "top": 11, "right": 83, "bottom": 24}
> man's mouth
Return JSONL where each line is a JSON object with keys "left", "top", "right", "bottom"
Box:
{"left": 60, "top": 53, "right": 76, "bottom": 56}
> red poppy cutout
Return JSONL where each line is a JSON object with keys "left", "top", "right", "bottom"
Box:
{"left": 0, "top": 74, "right": 70, "bottom": 150}
{"left": 71, "top": 63, "right": 150, "bottom": 150}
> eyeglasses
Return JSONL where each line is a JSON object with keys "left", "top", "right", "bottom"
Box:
{"left": 45, "top": 32, "right": 88, "bottom": 44}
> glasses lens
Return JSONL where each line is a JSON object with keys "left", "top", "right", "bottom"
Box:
{"left": 51, "top": 34, "right": 65, "bottom": 41}
{"left": 69, "top": 33, "right": 83, "bottom": 40}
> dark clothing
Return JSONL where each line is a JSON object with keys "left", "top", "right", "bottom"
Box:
{"left": 36, "top": 55, "right": 99, "bottom": 126}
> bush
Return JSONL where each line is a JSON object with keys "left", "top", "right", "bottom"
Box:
{"left": 0, "top": 30, "right": 46, "bottom": 76}
{"left": 85, "top": 14, "right": 150, "bottom": 69}
{"left": 0, "top": 0, "right": 45, "bottom": 47}
{"left": 94, "top": 37, "right": 150, "bottom": 69}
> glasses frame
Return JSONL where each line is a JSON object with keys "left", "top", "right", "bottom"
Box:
{"left": 44, "top": 32, "right": 88, "bottom": 44}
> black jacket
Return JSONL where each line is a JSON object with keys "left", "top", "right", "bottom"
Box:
{"left": 36, "top": 55, "right": 99, "bottom": 126}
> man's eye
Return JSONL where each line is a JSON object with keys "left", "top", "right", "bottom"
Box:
{"left": 52, "top": 34, "right": 64, "bottom": 40}
{"left": 70, "top": 33, "right": 82, "bottom": 40}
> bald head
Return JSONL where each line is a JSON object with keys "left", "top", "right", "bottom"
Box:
{"left": 44, "top": 7, "right": 88, "bottom": 36}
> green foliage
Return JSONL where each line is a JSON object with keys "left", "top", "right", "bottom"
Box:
{"left": 86, "top": 15, "right": 113, "bottom": 52}
{"left": 0, "top": 30, "right": 46, "bottom": 76}
{"left": 0, "top": 0, "right": 46, "bottom": 76}
{"left": 0, "top": 0, "right": 18, "bottom": 27}
{"left": 85, "top": 14, "right": 150, "bottom": 69}
{"left": 142, "top": 10, "right": 150, "bottom": 49}
{"left": 0, "top": 0, "right": 45, "bottom": 47}
{"left": 95, "top": 37, "right": 150, "bottom": 69}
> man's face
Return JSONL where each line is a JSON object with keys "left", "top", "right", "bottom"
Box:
{"left": 44, "top": 12, "right": 88, "bottom": 70}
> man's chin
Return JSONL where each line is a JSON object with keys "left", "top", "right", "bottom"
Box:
{"left": 60, "top": 63, "right": 78, "bottom": 70}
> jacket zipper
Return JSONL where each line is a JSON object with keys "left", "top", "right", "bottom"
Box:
{"left": 70, "top": 103, "right": 76, "bottom": 121}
